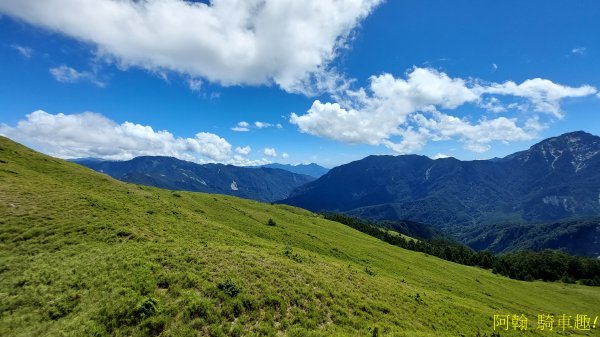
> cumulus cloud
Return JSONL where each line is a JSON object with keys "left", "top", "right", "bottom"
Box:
{"left": 235, "top": 146, "right": 252, "bottom": 155}
{"left": 290, "top": 67, "right": 597, "bottom": 154}
{"left": 0, "top": 110, "right": 233, "bottom": 162}
{"left": 291, "top": 68, "right": 481, "bottom": 146}
{"left": 254, "top": 121, "right": 272, "bottom": 129}
{"left": 412, "top": 111, "right": 536, "bottom": 153}
{"left": 230, "top": 155, "right": 270, "bottom": 166}
{"left": 231, "top": 121, "right": 250, "bottom": 132}
{"left": 483, "top": 78, "right": 596, "bottom": 118}
{"left": 49, "top": 65, "right": 105, "bottom": 87}
{"left": 0, "top": 0, "right": 382, "bottom": 94}
{"left": 281, "top": 152, "right": 289, "bottom": 159}
{"left": 263, "top": 147, "right": 277, "bottom": 157}
{"left": 12, "top": 44, "right": 32, "bottom": 58}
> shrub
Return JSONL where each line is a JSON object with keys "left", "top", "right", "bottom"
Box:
{"left": 217, "top": 279, "right": 241, "bottom": 297}
{"left": 131, "top": 297, "right": 159, "bottom": 323}
{"left": 267, "top": 218, "right": 277, "bottom": 226}
{"left": 283, "top": 246, "right": 303, "bottom": 263}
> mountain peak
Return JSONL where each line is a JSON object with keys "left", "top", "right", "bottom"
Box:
{"left": 535, "top": 131, "right": 597, "bottom": 147}
{"left": 281, "top": 131, "right": 600, "bottom": 230}
{"left": 503, "top": 131, "right": 600, "bottom": 170}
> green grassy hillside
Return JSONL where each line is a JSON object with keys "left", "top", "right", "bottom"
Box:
{"left": 0, "top": 136, "right": 598, "bottom": 337}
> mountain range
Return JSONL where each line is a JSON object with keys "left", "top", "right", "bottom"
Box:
{"left": 73, "top": 156, "right": 315, "bottom": 202}
{"left": 458, "top": 217, "right": 600, "bottom": 257}
{"left": 71, "top": 131, "right": 600, "bottom": 256}
{"left": 280, "top": 131, "right": 600, "bottom": 253}
{"left": 282, "top": 131, "right": 600, "bottom": 225}
{"left": 258, "top": 163, "right": 328, "bottom": 178}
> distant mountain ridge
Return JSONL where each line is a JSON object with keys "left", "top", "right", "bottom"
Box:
{"left": 457, "top": 217, "right": 600, "bottom": 257}
{"left": 281, "top": 131, "right": 600, "bottom": 230}
{"left": 73, "top": 156, "right": 315, "bottom": 202}
{"left": 259, "top": 163, "right": 329, "bottom": 178}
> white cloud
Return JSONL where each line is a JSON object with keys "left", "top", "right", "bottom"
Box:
{"left": 229, "top": 155, "right": 270, "bottom": 167}
{"left": 413, "top": 111, "right": 537, "bottom": 153}
{"left": 49, "top": 65, "right": 105, "bottom": 87}
{"left": 0, "top": 0, "right": 382, "bottom": 94}
{"left": 281, "top": 152, "right": 289, "bottom": 159}
{"left": 571, "top": 47, "right": 587, "bottom": 55}
{"left": 235, "top": 145, "right": 251, "bottom": 155}
{"left": 263, "top": 147, "right": 277, "bottom": 157}
{"left": 231, "top": 121, "right": 250, "bottom": 132}
{"left": 380, "top": 128, "right": 430, "bottom": 154}
{"left": 233, "top": 120, "right": 280, "bottom": 131}
{"left": 12, "top": 44, "right": 32, "bottom": 58}
{"left": 0, "top": 110, "right": 233, "bottom": 162}
{"left": 479, "top": 97, "right": 506, "bottom": 113}
{"left": 483, "top": 78, "right": 596, "bottom": 118}
{"left": 291, "top": 67, "right": 597, "bottom": 154}
{"left": 187, "top": 132, "right": 232, "bottom": 161}
{"left": 254, "top": 121, "right": 272, "bottom": 129}
{"left": 431, "top": 153, "right": 450, "bottom": 160}
{"left": 187, "top": 78, "right": 202, "bottom": 92}
{"left": 291, "top": 68, "right": 482, "bottom": 146}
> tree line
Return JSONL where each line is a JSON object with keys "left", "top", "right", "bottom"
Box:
{"left": 321, "top": 212, "right": 600, "bottom": 286}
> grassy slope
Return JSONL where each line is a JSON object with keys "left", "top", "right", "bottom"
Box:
{"left": 0, "top": 136, "right": 598, "bottom": 337}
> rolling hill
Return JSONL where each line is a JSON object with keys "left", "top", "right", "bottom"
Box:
{"left": 1, "top": 135, "right": 599, "bottom": 336}
{"left": 73, "top": 156, "right": 315, "bottom": 203}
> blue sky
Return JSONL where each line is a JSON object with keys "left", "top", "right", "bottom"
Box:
{"left": 1, "top": 0, "right": 599, "bottom": 168}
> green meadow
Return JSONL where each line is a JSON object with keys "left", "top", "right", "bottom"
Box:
{"left": 1, "top": 135, "right": 598, "bottom": 336}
